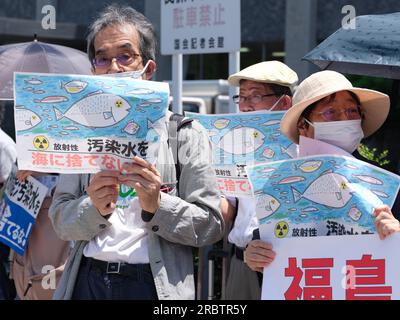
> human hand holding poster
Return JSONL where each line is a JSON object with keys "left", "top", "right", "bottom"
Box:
{"left": 186, "top": 111, "right": 296, "bottom": 196}
{"left": 14, "top": 72, "right": 169, "bottom": 173}
{"left": 246, "top": 155, "right": 400, "bottom": 300}
{"left": 246, "top": 155, "right": 400, "bottom": 239}
{"left": 0, "top": 168, "right": 48, "bottom": 255}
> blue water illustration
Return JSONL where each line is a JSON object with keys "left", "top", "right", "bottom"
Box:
{"left": 246, "top": 155, "right": 400, "bottom": 234}
{"left": 186, "top": 111, "right": 295, "bottom": 166}
{"left": 14, "top": 73, "right": 169, "bottom": 140}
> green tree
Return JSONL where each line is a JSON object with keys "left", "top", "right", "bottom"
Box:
{"left": 357, "top": 143, "right": 391, "bottom": 167}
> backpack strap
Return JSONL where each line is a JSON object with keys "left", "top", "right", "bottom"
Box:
{"left": 168, "top": 113, "right": 193, "bottom": 190}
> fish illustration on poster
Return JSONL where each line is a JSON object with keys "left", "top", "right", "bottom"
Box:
{"left": 186, "top": 111, "right": 295, "bottom": 165}
{"left": 14, "top": 72, "right": 170, "bottom": 173}
{"left": 246, "top": 155, "right": 400, "bottom": 239}
{"left": 186, "top": 111, "right": 295, "bottom": 197}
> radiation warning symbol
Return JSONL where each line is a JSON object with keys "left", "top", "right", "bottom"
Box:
{"left": 274, "top": 221, "right": 289, "bottom": 238}
{"left": 33, "top": 136, "right": 49, "bottom": 150}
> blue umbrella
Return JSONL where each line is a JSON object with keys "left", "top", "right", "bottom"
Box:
{"left": 303, "top": 12, "right": 400, "bottom": 79}
{"left": 0, "top": 39, "right": 92, "bottom": 100}
{"left": 304, "top": 12, "right": 400, "bottom": 174}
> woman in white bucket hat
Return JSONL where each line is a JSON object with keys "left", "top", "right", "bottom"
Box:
{"left": 281, "top": 70, "right": 389, "bottom": 154}
{"left": 244, "top": 70, "right": 400, "bottom": 276}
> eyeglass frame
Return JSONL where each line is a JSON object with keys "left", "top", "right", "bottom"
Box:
{"left": 310, "top": 105, "right": 363, "bottom": 122}
{"left": 92, "top": 53, "right": 142, "bottom": 69}
{"left": 232, "top": 93, "right": 278, "bottom": 104}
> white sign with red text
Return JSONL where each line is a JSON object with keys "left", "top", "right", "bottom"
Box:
{"left": 161, "top": 0, "right": 241, "bottom": 55}
{"left": 261, "top": 233, "right": 400, "bottom": 300}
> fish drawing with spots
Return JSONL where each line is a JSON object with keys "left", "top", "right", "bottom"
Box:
{"left": 60, "top": 80, "right": 88, "bottom": 94}
{"left": 214, "top": 118, "right": 230, "bottom": 129}
{"left": 352, "top": 174, "right": 383, "bottom": 185}
{"left": 296, "top": 160, "right": 323, "bottom": 173}
{"left": 15, "top": 106, "right": 42, "bottom": 131}
{"left": 123, "top": 120, "right": 140, "bottom": 135}
{"left": 24, "top": 78, "right": 43, "bottom": 85}
{"left": 348, "top": 206, "right": 362, "bottom": 221}
{"left": 53, "top": 91, "right": 131, "bottom": 128}
{"left": 256, "top": 194, "right": 281, "bottom": 219}
{"left": 217, "top": 126, "right": 265, "bottom": 155}
{"left": 292, "top": 172, "right": 353, "bottom": 208}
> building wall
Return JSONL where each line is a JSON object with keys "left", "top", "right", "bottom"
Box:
{"left": 1, "top": 1, "right": 399, "bottom": 44}
{"left": 0, "top": 0, "right": 399, "bottom": 79}
{"left": 0, "top": 0, "right": 144, "bottom": 21}
{"left": 241, "top": 0, "right": 286, "bottom": 43}
{"left": 57, "top": 0, "right": 144, "bottom": 24}
{"left": 0, "top": 0, "right": 36, "bottom": 19}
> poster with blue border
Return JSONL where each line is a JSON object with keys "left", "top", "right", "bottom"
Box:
{"left": 14, "top": 72, "right": 170, "bottom": 173}
{"left": 0, "top": 169, "right": 48, "bottom": 255}
{"left": 246, "top": 155, "right": 400, "bottom": 241}
{"left": 186, "top": 111, "right": 295, "bottom": 196}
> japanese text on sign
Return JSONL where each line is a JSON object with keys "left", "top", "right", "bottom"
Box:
{"left": 261, "top": 234, "right": 400, "bottom": 300}
{"left": 161, "top": 0, "right": 240, "bottom": 55}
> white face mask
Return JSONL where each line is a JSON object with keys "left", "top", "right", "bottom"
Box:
{"left": 102, "top": 60, "right": 151, "bottom": 79}
{"left": 267, "top": 95, "right": 284, "bottom": 112}
{"left": 305, "top": 119, "right": 364, "bottom": 153}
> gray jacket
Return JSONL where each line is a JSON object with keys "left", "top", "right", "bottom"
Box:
{"left": 49, "top": 113, "right": 224, "bottom": 299}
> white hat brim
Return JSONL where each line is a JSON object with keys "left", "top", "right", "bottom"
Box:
{"left": 281, "top": 87, "right": 390, "bottom": 144}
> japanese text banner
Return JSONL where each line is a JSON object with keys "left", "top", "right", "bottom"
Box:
{"left": 261, "top": 233, "right": 400, "bottom": 300}
{"left": 14, "top": 72, "right": 169, "bottom": 173}
{"left": 246, "top": 155, "right": 400, "bottom": 238}
{"left": 0, "top": 169, "right": 48, "bottom": 255}
{"left": 186, "top": 111, "right": 295, "bottom": 197}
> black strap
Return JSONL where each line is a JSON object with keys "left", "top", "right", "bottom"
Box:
{"left": 168, "top": 113, "right": 193, "bottom": 191}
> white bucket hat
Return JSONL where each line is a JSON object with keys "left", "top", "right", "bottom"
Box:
{"left": 280, "top": 70, "right": 390, "bottom": 144}
{"left": 228, "top": 61, "right": 298, "bottom": 93}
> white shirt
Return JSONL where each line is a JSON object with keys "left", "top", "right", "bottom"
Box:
{"left": 0, "top": 129, "right": 16, "bottom": 183}
{"left": 227, "top": 196, "right": 259, "bottom": 249}
{"left": 83, "top": 121, "right": 170, "bottom": 264}
{"left": 83, "top": 196, "right": 150, "bottom": 264}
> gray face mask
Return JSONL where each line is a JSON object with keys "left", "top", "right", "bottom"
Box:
{"left": 102, "top": 60, "right": 151, "bottom": 79}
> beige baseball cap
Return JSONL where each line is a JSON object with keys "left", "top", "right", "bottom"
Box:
{"left": 228, "top": 61, "right": 298, "bottom": 92}
{"left": 280, "top": 70, "right": 390, "bottom": 144}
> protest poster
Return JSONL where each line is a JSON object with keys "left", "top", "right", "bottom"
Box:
{"left": 14, "top": 72, "right": 170, "bottom": 173}
{"left": 246, "top": 155, "right": 400, "bottom": 239}
{"left": 261, "top": 233, "right": 400, "bottom": 300}
{"left": 0, "top": 169, "right": 48, "bottom": 255}
{"left": 186, "top": 111, "right": 295, "bottom": 196}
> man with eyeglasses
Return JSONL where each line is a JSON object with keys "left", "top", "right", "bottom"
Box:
{"left": 49, "top": 4, "right": 224, "bottom": 300}
{"left": 244, "top": 71, "right": 400, "bottom": 286}
{"left": 220, "top": 61, "right": 298, "bottom": 300}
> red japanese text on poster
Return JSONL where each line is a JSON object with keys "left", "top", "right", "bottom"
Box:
{"left": 261, "top": 233, "right": 400, "bottom": 300}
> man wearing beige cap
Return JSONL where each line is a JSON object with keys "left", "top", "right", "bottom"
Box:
{"left": 221, "top": 61, "right": 298, "bottom": 300}
{"left": 245, "top": 70, "right": 400, "bottom": 277}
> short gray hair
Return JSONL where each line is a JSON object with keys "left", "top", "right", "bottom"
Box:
{"left": 87, "top": 4, "right": 156, "bottom": 68}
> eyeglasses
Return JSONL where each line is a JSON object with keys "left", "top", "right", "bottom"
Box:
{"left": 92, "top": 53, "right": 141, "bottom": 69}
{"left": 232, "top": 94, "right": 278, "bottom": 104}
{"left": 312, "top": 106, "right": 362, "bottom": 121}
